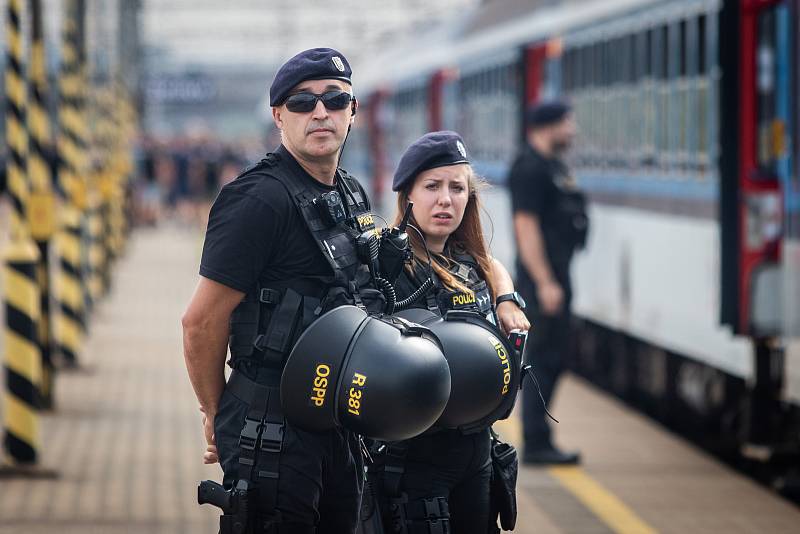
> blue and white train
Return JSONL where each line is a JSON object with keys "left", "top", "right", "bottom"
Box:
{"left": 345, "top": 0, "right": 800, "bottom": 494}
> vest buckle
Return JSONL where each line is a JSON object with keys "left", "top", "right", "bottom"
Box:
{"left": 259, "top": 422, "right": 284, "bottom": 453}
{"left": 259, "top": 288, "right": 281, "bottom": 305}
{"left": 238, "top": 417, "right": 260, "bottom": 451}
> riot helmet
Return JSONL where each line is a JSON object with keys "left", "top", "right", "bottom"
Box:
{"left": 280, "top": 305, "right": 451, "bottom": 441}
{"left": 394, "top": 308, "right": 522, "bottom": 432}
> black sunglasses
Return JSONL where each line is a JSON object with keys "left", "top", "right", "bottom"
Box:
{"left": 283, "top": 90, "right": 354, "bottom": 113}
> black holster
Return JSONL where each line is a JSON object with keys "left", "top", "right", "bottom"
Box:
{"left": 488, "top": 430, "right": 518, "bottom": 531}
{"left": 199, "top": 478, "right": 258, "bottom": 534}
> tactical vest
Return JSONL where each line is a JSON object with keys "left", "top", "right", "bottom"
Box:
{"left": 227, "top": 151, "right": 384, "bottom": 373}
{"left": 426, "top": 251, "right": 493, "bottom": 319}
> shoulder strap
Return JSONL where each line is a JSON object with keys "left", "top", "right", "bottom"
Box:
{"left": 233, "top": 152, "right": 280, "bottom": 181}
{"left": 264, "top": 162, "right": 361, "bottom": 276}
{"left": 338, "top": 169, "right": 370, "bottom": 211}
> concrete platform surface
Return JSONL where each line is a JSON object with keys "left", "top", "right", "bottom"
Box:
{"left": 1, "top": 224, "right": 799, "bottom": 533}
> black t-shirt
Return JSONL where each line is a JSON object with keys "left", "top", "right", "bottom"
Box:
{"left": 507, "top": 145, "right": 573, "bottom": 286}
{"left": 200, "top": 145, "right": 354, "bottom": 294}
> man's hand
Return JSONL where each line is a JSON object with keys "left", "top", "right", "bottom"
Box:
{"left": 537, "top": 280, "right": 564, "bottom": 315}
{"left": 496, "top": 300, "right": 530, "bottom": 335}
{"left": 201, "top": 407, "right": 219, "bottom": 464}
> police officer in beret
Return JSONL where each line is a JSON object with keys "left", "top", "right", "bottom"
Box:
{"left": 368, "top": 131, "right": 528, "bottom": 534}
{"left": 508, "top": 100, "right": 587, "bottom": 465}
{"left": 183, "top": 48, "right": 381, "bottom": 533}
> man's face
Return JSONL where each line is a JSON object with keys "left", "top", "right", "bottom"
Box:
{"left": 550, "top": 113, "right": 577, "bottom": 155}
{"left": 272, "top": 79, "right": 356, "bottom": 161}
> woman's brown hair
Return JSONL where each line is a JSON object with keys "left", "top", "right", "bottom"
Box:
{"left": 393, "top": 164, "right": 495, "bottom": 297}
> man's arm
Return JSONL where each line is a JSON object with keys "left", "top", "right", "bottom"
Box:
{"left": 182, "top": 276, "right": 245, "bottom": 462}
{"left": 513, "top": 212, "right": 563, "bottom": 315}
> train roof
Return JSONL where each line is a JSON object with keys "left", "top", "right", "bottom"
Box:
{"left": 355, "top": 0, "right": 662, "bottom": 93}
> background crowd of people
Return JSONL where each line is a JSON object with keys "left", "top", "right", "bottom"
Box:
{"left": 132, "top": 133, "right": 265, "bottom": 227}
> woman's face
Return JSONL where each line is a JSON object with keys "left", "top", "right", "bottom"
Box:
{"left": 407, "top": 164, "right": 470, "bottom": 247}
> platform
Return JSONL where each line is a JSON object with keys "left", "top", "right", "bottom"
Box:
{"left": 1, "top": 225, "right": 799, "bottom": 533}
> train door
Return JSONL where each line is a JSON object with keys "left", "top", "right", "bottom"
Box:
{"left": 781, "top": 0, "right": 800, "bottom": 407}
{"left": 737, "top": 0, "right": 786, "bottom": 339}
{"left": 736, "top": 0, "right": 799, "bottom": 447}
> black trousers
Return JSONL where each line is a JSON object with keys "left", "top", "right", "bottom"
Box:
{"left": 381, "top": 429, "right": 493, "bottom": 534}
{"left": 518, "top": 274, "right": 572, "bottom": 453}
{"left": 215, "top": 382, "right": 364, "bottom": 533}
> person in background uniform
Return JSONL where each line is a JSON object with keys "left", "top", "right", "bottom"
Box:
{"left": 182, "top": 48, "right": 374, "bottom": 533}
{"left": 376, "top": 131, "right": 529, "bottom": 533}
{"left": 509, "top": 101, "right": 585, "bottom": 465}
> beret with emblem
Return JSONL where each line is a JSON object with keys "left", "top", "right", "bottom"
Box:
{"left": 392, "top": 131, "right": 470, "bottom": 192}
{"left": 269, "top": 47, "right": 352, "bottom": 107}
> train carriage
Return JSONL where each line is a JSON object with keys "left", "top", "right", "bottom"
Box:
{"left": 354, "top": 0, "right": 799, "bottom": 494}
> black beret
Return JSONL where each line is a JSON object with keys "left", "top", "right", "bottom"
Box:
{"left": 392, "top": 131, "right": 469, "bottom": 192}
{"left": 269, "top": 48, "right": 352, "bottom": 107}
{"left": 526, "top": 100, "right": 572, "bottom": 128}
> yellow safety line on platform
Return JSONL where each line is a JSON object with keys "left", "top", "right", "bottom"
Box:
{"left": 497, "top": 413, "right": 656, "bottom": 533}
{"left": 548, "top": 466, "right": 657, "bottom": 534}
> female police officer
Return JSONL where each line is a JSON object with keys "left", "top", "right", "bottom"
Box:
{"left": 375, "top": 131, "right": 529, "bottom": 534}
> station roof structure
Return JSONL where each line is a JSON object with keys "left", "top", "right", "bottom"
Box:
{"left": 141, "top": 0, "right": 483, "bottom": 72}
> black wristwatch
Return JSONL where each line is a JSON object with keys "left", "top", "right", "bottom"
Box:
{"left": 495, "top": 292, "right": 526, "bottom": 310}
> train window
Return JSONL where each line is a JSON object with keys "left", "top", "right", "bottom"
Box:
{"left": 698, "top": 14, "right": 707, "bottom": 75}
{"left": 668, "top": 23, "right": 679, "bottom": 78}
{"left": 659, "top": 25, "right": 669, "bottom": 79}
{"left": 573, "top": 47, "right": 581, "bottom": 90}
{"left": 679, "top": 20, "right": 688, "bottom": 77}
{"left": 591, "top": 42, "right": 600, "bottom": 88}
{"left": 573, "top": 48, "right": 580, "bottom": 90}
{"left": 583, "top": 44, "right": 591, "bottom": 89}
{"left": 629, "top": 34, "right": 638, "bottom": 83}
{"left": 616, "top": 36, "right": 626, "bottom": 85}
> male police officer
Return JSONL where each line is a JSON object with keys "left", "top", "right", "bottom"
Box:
{"left": 508, "top": 101, "right": 585, "bottom": 465}
{"left": 182, "top": 48, "right": 377, "bottom": 533}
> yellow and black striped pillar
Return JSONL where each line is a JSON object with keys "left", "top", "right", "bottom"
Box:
{"left": 78, "top": 39, "right": 94, "bottom": 319}
{"left": 85, "top": 182, "right": 104, "bottom": 304}
{"left": 54, "top": 0, "right": 87, "bottom": 367}
{"left": 118, "top": 86, "right": 136, "bottom": 245}
{"left": 96, "top": 88, "right": 116, "bottom": 294}
{"left": 105, "top": 84, "right": 128, "bottom": 260}
{"left": 3, "top": 0, "right": 43, "bottom": 466}
{"left": 27, "top": 0, "right": 57, "bottom": 409}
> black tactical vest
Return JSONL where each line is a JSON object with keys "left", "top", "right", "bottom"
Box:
{"left": 427, "top": 251, "right": 493, "bottom": 319}
{"left": 227, "top": 152, "right": 384, "bottom": 373}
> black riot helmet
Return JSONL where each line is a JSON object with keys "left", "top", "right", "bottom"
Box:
{"left": 394, "top": 308, "right": 522, "bottom": 433}
{"left": 280, "top": 305, "right": 451, "bottom": 441}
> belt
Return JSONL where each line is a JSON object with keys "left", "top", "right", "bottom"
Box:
{"left": 227, "top": 369, "right": 281, "bottom": 406}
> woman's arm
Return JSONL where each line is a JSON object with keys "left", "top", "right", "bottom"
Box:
{"left": 489, "top": 257, "right": 530, "bottom": 335}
